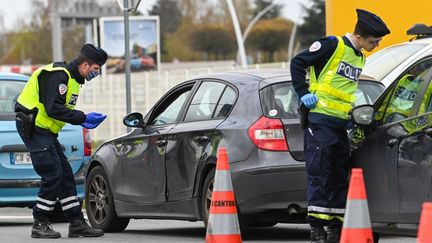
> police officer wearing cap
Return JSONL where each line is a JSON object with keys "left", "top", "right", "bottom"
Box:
{"left": 290, "top": 9, "right": 390, "bottom": 243}
{"left": 15, "top": 43, "right": 108, "bottom": 239}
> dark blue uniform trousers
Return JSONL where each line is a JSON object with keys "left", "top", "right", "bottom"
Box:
{"left": 304, "top": 123, "right": 349, "bottom": 227}
{"left": 16, "top": 120, "right": 83, "bottom": 222}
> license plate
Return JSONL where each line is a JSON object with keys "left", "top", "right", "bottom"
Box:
{"left": 14, "top": 152, "right": 32, "bottom": 165}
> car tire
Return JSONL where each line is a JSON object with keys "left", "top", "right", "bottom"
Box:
{"left": 85, "top": 165, "right": 129, "bottom": 232}
{"left": 201, "top": 168, "right": 215, "bottom": 228}
{"left": 373, "top": 232, "right": 380, "bottom": 243}
{"left": 200, "top": 168, "right": 250, "bottom": 232}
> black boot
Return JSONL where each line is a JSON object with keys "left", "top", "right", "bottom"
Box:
{"left": 31, "top": 219, "right": 61, "bottom": 239}
{"left": 311, "top": 226, "right": 327, "bottom": 243}
{"left": 68, "top": 218, "right": 104, "bottom": 238}
{"left": 327, "top": 225, "right": 342, "bottom": 243}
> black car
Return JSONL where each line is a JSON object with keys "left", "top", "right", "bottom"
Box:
{"left": 84, "top": 70, "right": 384, "bottom": 232}
{"left": 350, "top": 57, "right": 432, "bottom": 237}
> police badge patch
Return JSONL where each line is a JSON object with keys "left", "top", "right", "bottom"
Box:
{"left": 309, "top": 41, "right": 321, "bottom": 52}
{"left": 58, "top": 84, "right": 67, "bottom": 95}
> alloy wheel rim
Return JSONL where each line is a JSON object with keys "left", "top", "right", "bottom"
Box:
{"left": 88, "top": 175, "right": 109, "bottom": 224}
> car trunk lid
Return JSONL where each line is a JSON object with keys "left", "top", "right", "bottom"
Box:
{"left": 0, "top": 121, "right": 86, "bottom": 180}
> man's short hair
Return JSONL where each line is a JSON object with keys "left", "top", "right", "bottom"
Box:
{"left": 354, "top": 23, "right": 370, "bottom": 38}
{"left": 77, "top": 54, "right": 95, "bottom": 65}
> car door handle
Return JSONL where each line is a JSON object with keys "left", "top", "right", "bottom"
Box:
{"left": 387, "top": 138, "right": 398, "bottom": 147}
{"left": 155, "top": 140, "right": 167, "bottom": 147}
{"left": 194, "top": 136, "right": 210, "bottom": 145}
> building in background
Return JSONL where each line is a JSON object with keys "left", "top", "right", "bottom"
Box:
{"left": 49, "top": 0, "right": 122, "bottom": 61}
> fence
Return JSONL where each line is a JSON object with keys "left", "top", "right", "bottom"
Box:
{"left": 76, "top": 61, "right": 289, "bottom": 142}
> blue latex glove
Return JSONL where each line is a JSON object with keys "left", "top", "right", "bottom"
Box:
{"left": 80, "top": 122, "right": 99, "bottom": 129}
{"left": 301, "top": 93, "right": 318, "bottom": 108}
{"left": 85, "top": 71, "right": 99, "bottom": 81}
{"left": 85, "top": 112, "right": 107, "bottom": 124}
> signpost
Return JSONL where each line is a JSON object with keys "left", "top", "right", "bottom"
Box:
{"left": 117, "top": 0, "right": 141, "bottom": 132}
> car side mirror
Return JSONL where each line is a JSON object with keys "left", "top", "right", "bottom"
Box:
{"left": 351, "top": 104, "right": 374, "bottom": 126}
{"left": 123, "top": 112, "right": 145, "bottom": 128}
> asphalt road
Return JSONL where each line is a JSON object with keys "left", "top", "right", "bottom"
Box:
{"left": 0, "top": 208, "right": 416, "bottom": 242}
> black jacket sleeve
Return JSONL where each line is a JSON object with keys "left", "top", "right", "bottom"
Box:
{"left": 38, "top": 70, "right": 86, "bottom": 125}
{"left": 290, "top": 36, "right": 338, "bottom": 98}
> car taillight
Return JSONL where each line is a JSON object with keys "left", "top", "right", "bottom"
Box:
{"left": 248, "top": 116, "right": 288, "bottom": 151}
{"left": 83, "top": 128, "right": 92, "bottom": 156}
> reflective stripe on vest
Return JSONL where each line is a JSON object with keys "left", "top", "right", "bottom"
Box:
{"left": 17, "top": 64, "right": 80, "bottom": 134}
{"left": 309, "top": 36, "right": 365, "bottom": 119}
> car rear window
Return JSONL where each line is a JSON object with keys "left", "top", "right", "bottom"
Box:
{"left": 260, "top": 82, "right": 300, "bottom": 119}
{"left": 363, "top": 43, "right": 427, "bottom": 81}
{"left": 260, "top": 81, "right": 385, "bottom": 119}
{"left": 0, "top": 80, "right": 25, "bottom": 118}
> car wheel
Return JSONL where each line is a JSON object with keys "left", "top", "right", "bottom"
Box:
{"left": 200, "top": 168, "right": 249, "bottom": 231}
{"left": 201, "top": 168, "right": 215, "bottom": 227}
{"left": 373, "top": 232, "right": 380, "bottom": 243}
{"left": 86, "top": 166, "right": 129, "bottom": 232}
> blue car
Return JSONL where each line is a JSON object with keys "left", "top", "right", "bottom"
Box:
{"left": 0, "top": 72, "right": 90, "bottom": 218}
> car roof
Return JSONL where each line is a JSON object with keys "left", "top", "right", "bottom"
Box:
{"left": 0, "top": 72, "right": 29, "bottom": 82}
{"left": 193, "top": 69, "right": 291, "bottom": 85}
{"left": 193, "top": 69, "right": 383, "bottom": 88}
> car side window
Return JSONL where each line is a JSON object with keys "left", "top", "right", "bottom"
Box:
{"left": 260, "top": 82, "right": 299, "bottom": 118}
{"left": 0, "top": 81, "right": 25, "bottom": 116}
{"left": 184, "top": 81, "right": 225, "bottom": 121}
{"left": 150, "top": 89, "right": 191, "bottom": 125}
{"left": 213, "top": 86, "right": 236, "bottom": 118}
{"left": 418, "top": 69, "right": 432, "bottom": 114}
{"left": 380, "top": 59, "right": 432, "bottom": 124}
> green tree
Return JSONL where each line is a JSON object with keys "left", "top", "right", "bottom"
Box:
{"left": 252, "top": 0, "right": 283, "bottom": 20}
{"left": 248, "top": 18, "right": 293, "bottom": 62}
{"left": 149, "top": 0, "right": 182, "bottom": 33}
{"left": 63, "top": 25, "right": 86, "bottom": 62}
{"left": 149, "top": 0, "right": 183, "bottom": 61}
{"left": 3, "top": 0, "right": 52, "bottom": 64}
{"left": 297, "top": 0, "right": 325, "bottom": 49}
{"left": 189, "top": 24, "right": 235, "bottom": 60}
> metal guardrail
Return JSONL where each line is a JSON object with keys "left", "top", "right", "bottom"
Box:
{"left": 76, "top": 62, "right": 289, "bottom": 142}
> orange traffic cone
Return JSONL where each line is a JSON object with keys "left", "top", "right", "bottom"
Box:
{"left": 205, "top": 147, "right": 242, "bottom": 243}
{"left": 340, "top": 168, "right": 373, "bottom": 243}
{"left": 417, "top": 202, "right": 432, "bottom": 243}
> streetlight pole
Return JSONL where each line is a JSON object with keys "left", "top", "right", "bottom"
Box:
{"left": 117, "top": 0, "right": 141, "bottom": 132}
{"left": 226, "top": 0, "right": 247, "bottom": 68}
{"left": 236, "top": 3, "right": 276, "bottom": 64}
{"left": 123, "top": 0, "right": 132, "bottom": 121}
{"left": 288, "top": 8, "right": 304, "bottom": 62}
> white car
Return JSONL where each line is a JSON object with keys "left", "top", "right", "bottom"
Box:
{"left": 363, "top": 24, "right": 432, "bottom": 87}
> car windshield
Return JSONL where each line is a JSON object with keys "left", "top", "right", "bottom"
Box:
{"left": 0, "top": 80, "right": 25, "bottom": 119}
{"left": 260, "top": 81, "right": 384, "bottom": 119}
{"left": 363, "top": 43, "right": 427, "bottom": 81}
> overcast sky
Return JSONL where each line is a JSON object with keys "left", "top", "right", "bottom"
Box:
{"left": 0, "top": 0, "right": 312, "bottom": 30}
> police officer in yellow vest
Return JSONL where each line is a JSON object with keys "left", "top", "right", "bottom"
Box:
{"left": 290, "top": 9, "right": 390, "bottom": 243}
{"left": 15, "top": 44, "right": 108, "bottom": 239}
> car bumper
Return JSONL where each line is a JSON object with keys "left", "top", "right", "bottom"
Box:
{"left": 0, "top": 163, "right": 88, "bottom": 206}
{"left": 230, "top": 150, "right": 307, "bottom": 218}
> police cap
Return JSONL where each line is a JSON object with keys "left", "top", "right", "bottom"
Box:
{"left": 356, "top": 9, "right": 390, "bottom": 38}
{"left": 80, "top": 44, "right": 108, "bottom": 66}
